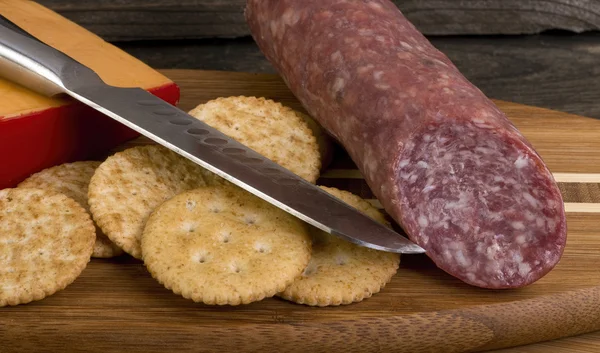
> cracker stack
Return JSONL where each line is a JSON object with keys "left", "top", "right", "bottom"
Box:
{"left": 0, "top": 96, "right": 400, "bottom": 308}
{"left": 141, "top": 184, "right": 312, "bottom": 305}
{"left": 88, "top": 145, "right": 225, "bottom": 259}
{"left": 17, "top": 161, "right": 123, "bottom": 258}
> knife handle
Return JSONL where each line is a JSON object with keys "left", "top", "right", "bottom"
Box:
{"left": 0, "top": 14, "right": 81, "bottom": 97}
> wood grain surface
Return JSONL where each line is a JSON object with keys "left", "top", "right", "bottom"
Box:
{"left": 116, "top": 32, "right": 600, "bottom": 122}
{"left": 492, "top": 331, "right": 600, "bottom": 353}
{"left": 35, "top": 0, "right": 600, "bottom": 41}
{"left": 2, "top": 70, "right": 600, "bottom": 353}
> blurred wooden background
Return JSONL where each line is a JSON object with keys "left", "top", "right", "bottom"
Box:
{"left": 35, "top": 0, "right": 600, "bottom": 39}
{"left": 36, "top": 0, "right": 600, "bottom": 121}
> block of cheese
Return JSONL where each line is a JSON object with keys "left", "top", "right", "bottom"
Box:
{"left": 0, "top": 0, "right": 180, "bottom": 189}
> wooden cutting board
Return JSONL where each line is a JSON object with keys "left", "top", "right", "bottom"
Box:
{"left": 2, "top": 69, "right": 599, "bottom": 353}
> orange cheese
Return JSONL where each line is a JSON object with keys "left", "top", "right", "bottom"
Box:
{"left": 0, "top": 0, "right": 180, "bottom": 188}
{"left": 0, "top": 0, "right": 175, "bottom": 119}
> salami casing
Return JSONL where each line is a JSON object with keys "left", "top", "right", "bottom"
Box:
{"left": 245, "top": 0, "right": 567, "bottom": 289}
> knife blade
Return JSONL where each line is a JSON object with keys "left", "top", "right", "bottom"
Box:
{"left": 0, "top": 16, "right": 425, "bottom": 254}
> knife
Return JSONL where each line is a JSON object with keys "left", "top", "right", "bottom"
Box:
{"left": 0, "top": 15, "right": 425, "bottom": 254}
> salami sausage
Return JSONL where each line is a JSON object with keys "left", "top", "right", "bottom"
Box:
{"left": 245, "top": 0, "right": 567, "bottom": 289}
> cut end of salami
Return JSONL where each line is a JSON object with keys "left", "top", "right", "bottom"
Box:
{"left": 395, "top": 119, "right": 567, "bottom": 289}
{"left": 245, "top": 0, "right": 568, "bottom": 289}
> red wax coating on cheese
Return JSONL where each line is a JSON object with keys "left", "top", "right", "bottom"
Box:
{"left": 0, "top": 83, "right": 179, "bottom": 190}
{"left": 245, "top": 0, "right": 567, "bottom": 289}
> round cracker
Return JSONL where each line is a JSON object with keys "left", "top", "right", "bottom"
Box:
{"left": 141, "top": 184, "right": 312, "bottom": 305}
{"left": 278, "top": 186, "right": 400, "bottom": 307}
{"left": 88, "top": 145, "right": 224, "bottom": 259}
{"left": 188, "top": 96, "right": 322, "bottom": 183}
{"left": 17, "top": 161, "right": 123, "bottom": 258}
{"left": 0, "top": 188, "right": 95, "bottom": 307}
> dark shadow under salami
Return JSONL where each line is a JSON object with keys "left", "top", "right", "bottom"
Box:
{"left": 245, "top": 0, "right": 567, "bottom": 289}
